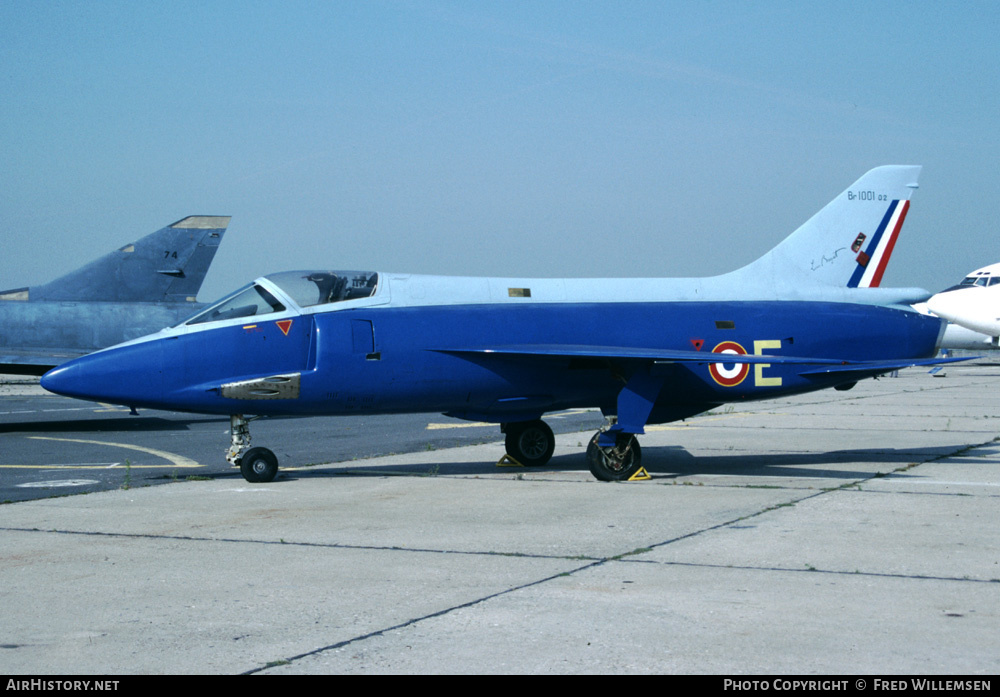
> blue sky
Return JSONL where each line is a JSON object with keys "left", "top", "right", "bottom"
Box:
{"left": 2, "top": 1, "right": 998, "bottom": 300}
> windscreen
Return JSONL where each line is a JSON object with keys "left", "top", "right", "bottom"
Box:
{"left": 959, "top": 276, "right": 992, "bottom": 287}
{"left": 184, "top": 284, "right": 287, "bottom": 325}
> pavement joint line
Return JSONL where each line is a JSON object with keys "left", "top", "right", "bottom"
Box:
{"left": 838, "top": 486, "right": 1000, "bottom": 499}
{"left": 648, "top": 560, "right": 1000, "bottom": 585}
{"left": 0, "top": 522, "right": 994, "bottom": 588}
{"left": 0, "top": 525, "right": 606, "bottom": 563}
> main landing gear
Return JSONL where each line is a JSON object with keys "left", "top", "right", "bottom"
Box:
{"left": 586, "top": 428, "right": 643, "bottom": 481}
{"left": 503, "top": 420, "right": 556, "bottom": 466}
{"left": 502, "top": 417, "right": 645, "bottom": 481}
{"left": 228, "top": 414, "right": 279, "bottom": 483}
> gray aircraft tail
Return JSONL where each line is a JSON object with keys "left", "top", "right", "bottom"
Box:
{"left": 17, "top": 216, "right": 231, "bottom": 303}
{"left": 726, "top": 166, "right": 921, "bottom": 291}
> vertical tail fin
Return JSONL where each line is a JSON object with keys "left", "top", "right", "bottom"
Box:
{"left": 28, "top": 216, "right": 231, "bottom": 303}
{"left": 730, "top": 166, "right": 921, "bottom": 289}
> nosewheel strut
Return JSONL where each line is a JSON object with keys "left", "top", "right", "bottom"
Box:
{"left": 227, "top": 414, "right": 279, "bottom": 483}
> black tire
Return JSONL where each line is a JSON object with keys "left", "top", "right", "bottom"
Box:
{"left": 505, "top": 420, "right": 555, "bottom": 466}
{"left": 586, "top": 431, "right": 642, "bottom": 481}
{"left": 239, "top": 447, "right": 279, "bottom": 483}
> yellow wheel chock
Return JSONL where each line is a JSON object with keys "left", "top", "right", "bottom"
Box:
{"left": 496, "top": 454, "right": 524, "bottom": 467}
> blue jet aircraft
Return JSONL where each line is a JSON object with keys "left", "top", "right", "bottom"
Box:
{"left": 1, "top": 216, "right": 230, "bottom": 374}
{"left": 41, "top": 167, "right": 962, "bottom": 482}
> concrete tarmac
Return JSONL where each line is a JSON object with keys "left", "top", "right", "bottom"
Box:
{"left": 1, "top": 365, "right": 998, "bottom": 674}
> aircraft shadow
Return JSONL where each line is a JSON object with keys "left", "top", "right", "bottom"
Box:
{"left": 639, "top": 445, "right": 959, "bottom": 480}
{"left": 278, "top": 444, "right": 961, "bottom": 482}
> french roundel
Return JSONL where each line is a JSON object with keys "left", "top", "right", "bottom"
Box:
{"left": 709, "top": 341, "right": 749, "bottom": 387}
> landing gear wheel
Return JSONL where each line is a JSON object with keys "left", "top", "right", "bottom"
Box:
{"left": 505, "top": 420, "right": 555, "bottom": 466}
{"left": 587, "top": 431, "right": 642, "bottom": 481}
{"left": 239, "top": 447, "right": 279, "bottom": 483}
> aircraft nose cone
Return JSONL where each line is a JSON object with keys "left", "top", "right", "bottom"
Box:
{"left": 926, "top": 291, "right": 963, "bottom": 323}
{"left": 41, "top": 341, "right": 164, "bottom": 406}
{"left": 40, "top": 361, "right": 87, "bottom": 399}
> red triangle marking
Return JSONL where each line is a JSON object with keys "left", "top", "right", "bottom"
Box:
{"left": 276, "top": 319, "right": 293, "bottom": 336}
{"left": 690, "top": 339, "right": 704, "bottom": 351}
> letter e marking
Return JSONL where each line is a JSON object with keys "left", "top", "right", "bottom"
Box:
{"left": 753, "top": 339, "right": 783, "bottom": 387}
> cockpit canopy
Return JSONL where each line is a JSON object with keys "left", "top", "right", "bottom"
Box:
{"left": 957, "top": 274, "right": 1000, "bottom": 287}
{"left": 263, "top": 270, "right": 378, "bottom": 307}
{"left": 938, "top": 263, "right": 1000, "bottom": 294}
{"left": 183, "top": 271, "right": 378, "bottom": 326}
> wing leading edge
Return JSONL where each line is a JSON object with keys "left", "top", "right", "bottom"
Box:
{"left": 431, "top": 345, "right": 970, "bottom": 379}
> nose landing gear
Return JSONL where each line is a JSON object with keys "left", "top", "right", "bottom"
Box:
{"left": 228, "top": 414, "right": 279, "bottom": 483}
{"left": 239, "top": 447, "right": 279, "bottom": 483}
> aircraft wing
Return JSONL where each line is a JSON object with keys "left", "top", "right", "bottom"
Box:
{"left": 796, "top": 357, "right": 972, "bottom": 380}
{"left": 432, "top": 345, "right": 971, "bottom": 376}
{"left": 0, "top": 348, "right": 89, "bottom": 376}
{"left": 435, "top": 344, "right": 835, "bottom": 364}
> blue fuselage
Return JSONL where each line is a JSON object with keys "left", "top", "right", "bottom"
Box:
{"left": 41, "top": 299, "right": 942, "bottom": 424}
